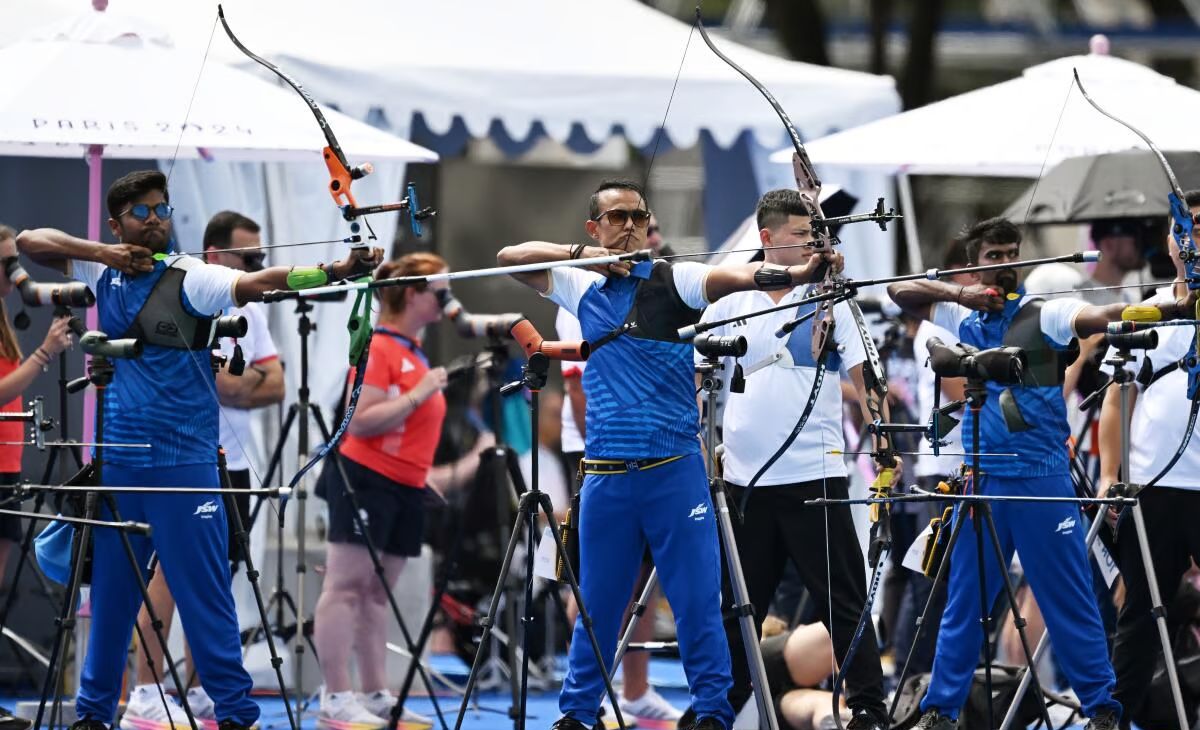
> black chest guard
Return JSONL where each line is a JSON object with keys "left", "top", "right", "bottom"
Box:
{"left": 1003, "top": 298, "right": 1079, "bottom": 387}
{"left": 589, "top": 260, "right": 703, "bottom": 352}
{"left": 122, "top": 258, "right": 219, "bottom": 350}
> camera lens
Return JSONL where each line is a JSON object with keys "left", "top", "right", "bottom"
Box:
{"left": 213, "top": 315, "right": 248, "bottom": 338}
{"left": 694, "top": 334, "right": 748, "bottom": 358}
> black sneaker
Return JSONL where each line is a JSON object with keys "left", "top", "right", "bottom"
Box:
{"left": 0, "top": 709, "right": 31, "bottom": 730}
{"left": 914, "top": 709, "right": 956, "bottom": 730}
{"left": 217, "top": 721, "right": 259, "bottom": 730}
{"left": 550, "top": 716, "right": 602, "bottom": 730}
{"left": 676, "top": 707, "right": 695, "bottom": 730}
{"left": 691, "top": 718, "right": 725, "bottom": 730}
{"left": 68, "top": 720, "right": 108, "bottom": 730}
{"left": 1084, "top": 709, "right": 1119, "bottom": 730}
{"left": 845, "top": 710, "right": 888, "bottom": 730}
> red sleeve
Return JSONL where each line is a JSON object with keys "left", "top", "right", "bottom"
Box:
{"left": 359, "top": 338, "right": 397, "bottom": 391}
{"left": 562, "top": 366, "right": 582, "bottom": 378}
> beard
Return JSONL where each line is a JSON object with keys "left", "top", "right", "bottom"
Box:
{"left": 994, "top": 268, "right": 1018, "bottom": 294}
{"left": 126, "top": 226, "right": 168, "bottom": 253}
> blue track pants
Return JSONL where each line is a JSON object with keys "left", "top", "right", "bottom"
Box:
{"left": 559, "top": 453, "right": 733, "bottom": 728}
{"left": 76, "top": 463, "right": 259, "bottom": 726}
{"left": 920, "top": 473, "right": 1119, "bottom": 720}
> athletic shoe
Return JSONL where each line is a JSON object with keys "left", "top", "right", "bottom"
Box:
{"left": 356, "top": 691, "right": 433, "bottom": 729}
{"left": 186, "top": 687, "right": 218, "bottom": 730}
{"left": 216, "top": 722, "right": 259, "bottom": 730}
{"left": 619, "top": 689, "right": 681, "bottom": 729}
{"left": 550, "top": 717, "right": 603, "bottom": 730}
{"left": 913, "top": 709, "right": 956, "bottom": 730}
{"left": 70, "top": 721, "right": 109, "bottom": 730}
{"left": 1084, "top": 709, "right": 1119, "bottom": 730}
{"left": 119, "top": 686, "right": 191, "bottom": 730}
{"left": 598, "top": 697, "right": 633, "bottom": 730}
{"left": 318, "top": 691, "right": 388, "bottom": 730}
{"left": 690, "top": 717, "right": 725, "bottom": 730}
{"left": 0, "top": 707, "right": 31, "bottom": 730}
{"left": 845, "top": 710, "right": 887, "bottom": 730}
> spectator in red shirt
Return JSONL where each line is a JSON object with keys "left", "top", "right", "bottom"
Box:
{"left": 314, "top": 252, "right": 450, "bottom": 730}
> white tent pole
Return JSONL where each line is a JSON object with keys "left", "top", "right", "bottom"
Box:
{"left": 897, "top": 169, "right": 923, "bottom": 270}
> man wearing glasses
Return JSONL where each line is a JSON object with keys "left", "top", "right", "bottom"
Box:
{"left": 17, "top": 170, "right": 381, "bottom": 730}
{"left": 121, "top": 210, "right": 287, "bottom": 729}
{"left": 498, "top": 179, "right": 839, "bottom": 730}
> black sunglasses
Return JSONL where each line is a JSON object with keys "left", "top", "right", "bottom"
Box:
{"left": 118, "top": 202, "right": 174, "bottom": 222}
{"left": 592, "top": 208, "right": 651, "bottom": 228}
{"left": 238, "top": 251, "right": 266, "bottom": 271}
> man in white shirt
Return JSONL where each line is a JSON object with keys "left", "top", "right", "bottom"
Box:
{"left": 1097, "top": 191, "right": 1200, "bottom": 730}
{"left": 698, "top": 189, "right": 895, "bottom": 730}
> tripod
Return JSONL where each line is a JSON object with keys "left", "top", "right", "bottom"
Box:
{"left": 696, "top": 353, "right": 778, "bottom": 730}
{"left": 887, "top": 378, "right": 1054, "bottom": 730}
{"left": 451, "top": 353, "right": 626, "bottom": 730}
{"left": 999, "top": 340, "right": 1189, "bottom": 730}
{"left": 255, "top": 298, "right": 328, "bottom": 709}
{"left": 34, "top": 352, "right": 198, "bottom": 730}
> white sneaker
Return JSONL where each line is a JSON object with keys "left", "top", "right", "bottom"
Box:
{"left": 356, "top": 692, "right": 433, "bottom": 729}
{"left": 599, "top": 697, "right": 636, "bottom": 730}
{"left": 318, "top": 691, "right": 389, "bottom": 730}
{"left": 619, "top": 688, "right": 682, "bottom": 729}
{"left": 119, "top": 686, "right": 191, "bottom": 730}
{"left": 185, "top": 687, "right": 218, "bottom": 730}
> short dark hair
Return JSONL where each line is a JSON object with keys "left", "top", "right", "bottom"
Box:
{"left": 943, "top": 235, "right": 970, "bottom": 269}
{"left": 961, "top": 217, "right": 1021, "bottom": 263}
{"left": 755, "top": 189, "right": 810, "bottom": 231}
{"left": 204, "top": 211, "right": 261, "bottom": 251}
{"left": 107, "top": 170, "right": 169, "bottom": 219}
{"left": 588, "top": 179, "right": 646, "bottom": 220}
{"left": 1184, "top": 189, "right": 1200, "bottom": 209}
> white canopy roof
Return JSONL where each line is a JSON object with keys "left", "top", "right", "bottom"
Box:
{"left": 0, "top": 9, "right": 438, "bottom": 162}
{"left": 771, "top": 50, "right": 1200, "bottom": 176}
{"left": 6, "top": 0, "right": 900, "bottom": 150}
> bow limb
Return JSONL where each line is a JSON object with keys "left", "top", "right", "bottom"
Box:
{"left": 1072, "top": 70, "right": 1200, "bottom": 488}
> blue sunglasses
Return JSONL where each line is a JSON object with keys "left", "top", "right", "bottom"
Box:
{"left": 118, "top": 202, "right": 174, "bottom": 222}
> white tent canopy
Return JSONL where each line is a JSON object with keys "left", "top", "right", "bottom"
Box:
{"left": 0, "top": 10, "right": 438, "bottom": 162}
{"left": 772, "top": 50, "right": 1200, "bottom": 177}
{"left": 6, "top": 0, "right": 900, "bottom": 150}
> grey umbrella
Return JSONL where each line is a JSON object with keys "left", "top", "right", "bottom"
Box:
{"left": 1002, "top": 149, "right": 1200, "bottom": 224}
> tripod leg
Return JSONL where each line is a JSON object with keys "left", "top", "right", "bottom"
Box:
{"left": 102, "top": 494, "right": 200, "bottom": 730}
{"left": 978, "top": 504, "right": 1054, "bottom": 730}
{"left": 971, "top": 506, "right": 996, "bottom": 730}
{"left": 1128, "top": 502, "right": 1189, "bottom": 730}
{"left": 610, "top": 568, "right": 658, "bottom": 678}
{"left": 325, "top": 456, "right": 450, "bottom": 730}
{"left": 712, "top": 488, "right": 778, "bottom": 730}
{"left": 998, "top": 510, "right": 1106, "bottom": 730}
{"left": 534, "top": 492, "right": 627, "bottom": 730}
{"left": 220, "top": 460, "right": 300, "bottom": 730}
{"left": 888, "top": 500, "right": 967, "bottom": 720}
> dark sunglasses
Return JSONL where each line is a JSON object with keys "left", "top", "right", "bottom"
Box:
{"left": 592, "top": 208, "right": 651, "bottom": 228}
{"left": 238, "top": 251, "right": 266, "bottom": 271}
{"left": 118, "top": 202, "right": 174, "bottom": 222}
{"left": 647, "top": 225, "right": 660, "bottom": 236}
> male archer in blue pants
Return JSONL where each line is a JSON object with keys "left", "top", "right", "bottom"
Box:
{"left": 18, "top": 169, "right": 380, "bottom": 730}
{"left": 888, "top": 217, "right": 1196, "bottom": 730}
{"left": 498, "top": 179, "right": 839, "bottom": 730}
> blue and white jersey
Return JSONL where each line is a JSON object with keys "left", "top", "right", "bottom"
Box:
{"left": 543, "top": 260, "right": 710, "bottom": 459}
{"left": 74, "top": 257, "right": 241, "bottom": 468}
{"left": 931, "top": 289, "right": 1086, "bottom": 478}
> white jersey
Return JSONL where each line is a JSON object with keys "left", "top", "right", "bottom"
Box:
{"left": 1100, "top": 287, "right": 1200, "bottom": 490}
{"left": 216, "top": 302, "right": 278, "bottom": 472}
{"left": 699, "top": 288, "right": 867, "bottom": 486}
{"left": 555, "top": 307, "right": 587, "bottom": 454}
{"left": 912, "top": 320, "right": 961, "bottom": 478}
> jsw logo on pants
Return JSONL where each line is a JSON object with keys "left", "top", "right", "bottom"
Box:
{"left": 193, "top": 500, "right": 219, "bottom": 519}
{"left": 1055, "top": 515, "right": 1076, "bottom": 535}
{"left": 688, "top": 502, "right": 708, "bottom": 521}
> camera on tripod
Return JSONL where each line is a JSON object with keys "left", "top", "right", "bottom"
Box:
{"left": 693, "top": 334, "right": 747, "bottom": 359}
{"left": 927, "top": 337, "right": 1026, "bottom": 385}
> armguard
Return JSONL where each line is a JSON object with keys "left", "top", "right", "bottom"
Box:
{"left": 754, "top": 263, "right": 792, "bottom": 290}
{"left": 286, "top": 267, "right": 330, "bottom": 290}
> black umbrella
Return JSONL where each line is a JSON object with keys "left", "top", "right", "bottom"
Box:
{"left": 1002, "top": 149, "right": 1200, "bottom": 224}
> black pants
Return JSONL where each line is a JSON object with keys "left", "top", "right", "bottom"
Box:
{"left": 1111, "top": 486, "right": 1200, "bottom": 720}
{"left": 882, "top": 475, "right": 945, "bottom": 677}
{"left": 723, "top": 478, "right": 887, "bottom": 720}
